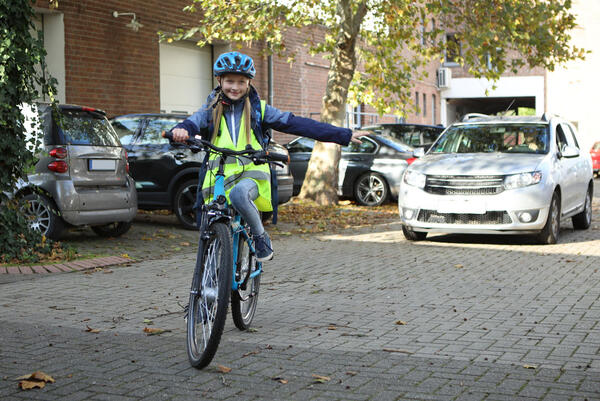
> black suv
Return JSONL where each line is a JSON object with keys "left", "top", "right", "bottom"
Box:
{"left": 110, "top": 113, "right": 293, "bottom": 229}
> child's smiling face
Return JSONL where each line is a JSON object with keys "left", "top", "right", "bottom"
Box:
{"left": 219, "top": 74, "right": 250, "bottom": 101}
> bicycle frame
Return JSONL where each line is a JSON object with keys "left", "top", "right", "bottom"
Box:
{"left": 206, "top": 156, "right": 262, "bottom": 292}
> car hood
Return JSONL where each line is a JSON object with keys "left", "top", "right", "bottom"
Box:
{"left": 413, "top": 153, "right": 546, "bottom": 175}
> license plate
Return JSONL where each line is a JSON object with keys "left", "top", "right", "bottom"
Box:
{"left": 88, "top": 159, "right": 116, "bottom": 171}
{"left": 438, "top": 199, "right": 486, "bottom": 214}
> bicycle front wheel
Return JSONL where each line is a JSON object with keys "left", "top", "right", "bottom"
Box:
{"left": 231, "top": 236, "right": 261, "bottom": 330}
{"left": 187, "top": 222, "right": 233, "bottom": 369}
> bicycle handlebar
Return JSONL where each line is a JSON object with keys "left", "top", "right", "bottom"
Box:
{"left": 162, "top": 131, "right": 290, "bottom": 164}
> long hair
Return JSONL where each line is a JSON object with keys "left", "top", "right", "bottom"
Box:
{"left": 210, "top": 87, "right": 252, "bottom": 145}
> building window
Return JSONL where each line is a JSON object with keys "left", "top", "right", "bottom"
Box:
{"left": 415, "top": 91, "right": 419, "bottom": 112}
{"left": 444, "top": 33, "right": 461, "bottom": 65}
{"left": 432, "top": 94, "right": 436, "bottom": 125}
{"left": 423, "top": 93, "right": 427, "bottom": 117}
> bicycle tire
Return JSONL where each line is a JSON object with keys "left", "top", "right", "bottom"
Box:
{"left": 231, "top": 236, "right": 261, "bottom": 330}
{"left": 187, "top": 222, "right": 233, "bottom": 369}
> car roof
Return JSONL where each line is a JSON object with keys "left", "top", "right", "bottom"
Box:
{"left": 363, "top": 123, "right": 444, "bottom": 130}
{"left": 456, "top": 113, "right": 552, "bottom": 125}
{"left": 111, "top": 113, "right": 189, "bottom": 119}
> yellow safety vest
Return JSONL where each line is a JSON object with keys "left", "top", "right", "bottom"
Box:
{"left": 201, "top": 100, "right": 272, "bottom": 212}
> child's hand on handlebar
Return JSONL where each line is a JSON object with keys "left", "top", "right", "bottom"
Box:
{"left": 171, "top": 128, "right": 190, "bottom": 143}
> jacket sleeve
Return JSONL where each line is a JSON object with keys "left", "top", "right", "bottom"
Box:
{"left": 173, "top": 105, "right": 211, "bottom": 138}
{"left": 263, "top": 104, "right": 352, "bottom": 146}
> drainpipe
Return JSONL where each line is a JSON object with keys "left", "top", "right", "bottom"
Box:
{"left": 268, "top": 53, "right": 274, "bottom": 105}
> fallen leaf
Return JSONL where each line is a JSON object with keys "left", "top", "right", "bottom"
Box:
{"left": 142, "top": 327, "right": 171, "bottom": 335}
{"left": 85, "top": 325, "right": 100, "bottom": 333}
{"left": 216, "top": 365, "right": 232, "bottom": 373}
{"left": 312, "top": 374, "right": 331, "bottom": 383}
{"left": 346, "top": 371, "right": 358, "bottom": 376}
{"left": 121, "top": 253, "right": 130, "bottom": 258}
{"left": 395, "top": 320, "right": 407, "bottom": 325}
{"left": 454, "top": 264, "right": 464, "bottom": 269}
{"left": 15, "top": 372, "right": 55, "bottom": 383}
{"left": 180, "top": 242, "right": 191, "bottom": 246}
{"left": 143, "top": 319, "right": 154, "bottom": 324}
{"left": 247, "top": 328, "right": 258, "bottom": 333}
{"left": 327, "top": 326, "right": 337, "bottom": 330}
{"left": 523, "top": 364, "right": 537, "bottom": 369}
{"left": 272, "top": 377, "right": 288, "bottom": 384}
{"left": 242, "top": 350, "right": 260, "bottom": 358}
{"left": 382, "top": 348, "right": 414, "bottom": 355}
{"left": 18, "top": 380, "right": 45, "bottom": 390}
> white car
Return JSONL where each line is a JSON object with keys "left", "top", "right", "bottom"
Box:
{"left": 398, "top": 114, "right": 593, "bottom": 244}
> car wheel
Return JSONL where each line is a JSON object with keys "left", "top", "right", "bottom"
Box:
{"left": 21, "top": 193, "right": 64, "bottom": 240}
{"left": 91, "top": 221, "right": 132, "bottom": 237}
{"left": 537, "top": 192, "right": 560, "bottom": 244}
{"left": 174, "top": 180, "right": 198, "bottom": 230}
{"left": 572, "top": 187, "right": 592, "bottom": 230}
{"left": 355, "top": 172, "right": 388, "bottom": 206}
{"left": 402, "top": 224, "right": 427, "bottom": 241}
{"left": 260, "top": 211, "right": 273, "bottom": 224}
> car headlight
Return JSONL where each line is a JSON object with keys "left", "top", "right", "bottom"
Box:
{"left": 403, "top": 170, "right": 426, "bottom": 189}
{"left": 504, "top": 171, "right": 542, "bottom": 190}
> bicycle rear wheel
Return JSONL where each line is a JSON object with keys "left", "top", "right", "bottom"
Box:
{"left": 231, "top": 236, "right": 261, "bottom": 330}
{"left": 187, "top": 222, "right": 233, "bottom": 369}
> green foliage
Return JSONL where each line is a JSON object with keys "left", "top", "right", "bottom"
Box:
{"left": 0, "top": 0, "right": 59, "bottom": 262}
{"left": 170, "top": 0, "right": 585, "bottom": 117}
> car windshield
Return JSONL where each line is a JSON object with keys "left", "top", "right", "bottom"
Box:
{"left": 57, "top": 109, "right": 120, "bottom": 146}
{"left": 429, "top": 124, "right": 549, "bottom": 154}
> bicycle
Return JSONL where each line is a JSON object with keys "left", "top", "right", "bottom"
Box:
{"left": 162, "top": 131, "right": 289, "bottom": 369}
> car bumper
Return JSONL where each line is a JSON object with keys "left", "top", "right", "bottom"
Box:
{"left": 40, "top": 176, "right": 138, "bottom": 226}
{"left": 277, "top": 174, "right": 294, "bottom": 204}
{"left": 398, "top": 182, "right": 552, "bottom": 234}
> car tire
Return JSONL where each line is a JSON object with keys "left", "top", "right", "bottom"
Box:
{"left": 354, "top": 172, "right": 388, "bottom": 206}
{"left": 260, "top": 211, "right": 273, "bottom": 224}
{"left": 537, "top": 192, "right": 560, "bottom": 245}
{"left": 174, "top": 180, "right": 198, "bottom": 230}
{"left": 91, "top": 221, "right": 132, "bottom": 237}
{"left": 402, "top": 224, "right": 427, "bottom": 241}
{"left": 21, "top": 193, "right": 64, "bottom": 240}
{"left": 572, "top": 186, "right": 592, "bottom": 230}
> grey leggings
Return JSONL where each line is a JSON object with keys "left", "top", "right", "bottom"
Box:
{"left": 229, "top": 179, "right": 264, "bottom": 236}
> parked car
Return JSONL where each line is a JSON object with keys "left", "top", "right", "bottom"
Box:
{"left": 398, "top": 114, "right": 593, "bottom": 244}
{"left": 110, "top": 113, "right": 294, "bottom": 229}
{"left": 286, "top": 134, "right": 414, "bottom": 206}
{"left": 14, "top": 103, "right": 137, "bottom": 239}
{"left": 362, "top": 123, "right": 444, "bottom": 151}
{"left": 590, "top": 141, "right": 600, "bottom": 176}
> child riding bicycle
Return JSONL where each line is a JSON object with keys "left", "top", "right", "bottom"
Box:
{"left": 172, "top": 51, "right": 367, "bottom": 262}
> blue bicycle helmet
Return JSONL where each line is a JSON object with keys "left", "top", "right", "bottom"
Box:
{"left": 213, "top": 51, "right": 256, "bottom": 79}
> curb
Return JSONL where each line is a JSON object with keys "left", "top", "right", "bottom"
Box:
{"left": 0, "top": 256, "right": 132, "bottom": 275}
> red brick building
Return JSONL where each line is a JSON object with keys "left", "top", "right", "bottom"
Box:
{"left": 33, "top": 1, "right": 441, "bottom": 143}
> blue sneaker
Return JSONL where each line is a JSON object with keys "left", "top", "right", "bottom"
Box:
{"left": 254, "top": 232, "right": 273, "bottom": 262}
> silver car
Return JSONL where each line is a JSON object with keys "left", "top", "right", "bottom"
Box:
{"left": 398, "top": 114, "right": 593, "bottom": 244}
{"left": 15, "top": 104, "right": 137, "bottom": 239}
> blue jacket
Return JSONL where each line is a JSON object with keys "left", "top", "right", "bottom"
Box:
{"left": 173, "top": 85, "right": 352, "bottom": 223}
{"left": 174, "top": 85, "right": 353, "bottom": 146}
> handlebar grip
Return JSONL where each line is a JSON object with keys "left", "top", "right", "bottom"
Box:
{"left": 266, "top": 151, "right": 290, "bottom": 164}
{"left": 161, "top": 130, "right": 173, "bottom": 140}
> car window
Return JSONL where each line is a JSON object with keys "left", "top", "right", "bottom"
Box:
{"left": 422, "top": 127, "right": 443, "bottom": 143}
{"left": 287, "top": 137, "right": 315, "bottom": 153}
{"left": 142, "top": 118, "right": 183, "bottom": 145}
{"left": 563, "top": 124, "right": 580, "bottom": 149}
{"left": 57, "top": 109, "right": 120, "bottom": 146}
{"left": 556, "top": 124, "right": 569, "bottom": 152}
{"left": 111, "top": 117, "right": 142, "bottom": 145}
{"left": 430, "top": 124, "right": 549, "bottom": 154}
{"left": 342, "top": 137, "right": 377, "bottom": 153}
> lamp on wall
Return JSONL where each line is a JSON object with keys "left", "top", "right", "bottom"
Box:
{"left": 112, "top": 11, "right": 143, "bottom": 32}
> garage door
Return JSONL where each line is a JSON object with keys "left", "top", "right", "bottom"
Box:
{"left": 159, "top": 42, "right": 212, "bottom": 115}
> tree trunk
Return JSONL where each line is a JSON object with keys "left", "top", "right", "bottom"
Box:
{"left": 298, "top": 1, "right": 366, "bottom": 205}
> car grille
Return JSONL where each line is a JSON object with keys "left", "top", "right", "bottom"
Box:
{"left": 425, "top": 175, "right": 504, "bottom": 195}
{"left": 417, "top": 210, "right": 512, "bottom": 225}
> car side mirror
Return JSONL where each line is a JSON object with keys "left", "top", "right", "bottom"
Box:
{"left": 413, "top": 148, "right": 425, "bottom": 158}
{"left": 561, "top": 145, "right": 579, "bottom": 158}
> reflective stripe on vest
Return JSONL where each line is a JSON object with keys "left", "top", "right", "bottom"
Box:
{"left": 201, "top": 100, "right": 272, "bottom": 211}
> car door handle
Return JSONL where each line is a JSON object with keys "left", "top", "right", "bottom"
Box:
{"left": 349, "top": 157, "right": 362, "bottom": 161}
{"left": 174, "top": 152, "right": 187, "bottom": 160}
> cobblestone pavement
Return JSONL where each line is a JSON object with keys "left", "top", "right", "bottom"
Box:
{"left": 1, "top": 193, "right": 600, "bottom": 400}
